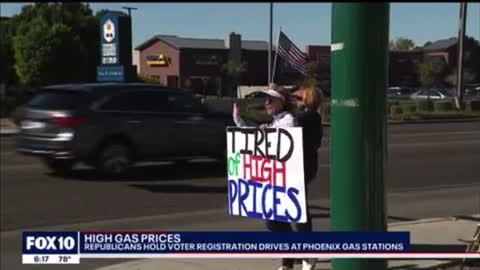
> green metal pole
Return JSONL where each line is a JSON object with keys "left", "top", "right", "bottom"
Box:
{"left": 330, "top": 3, "right": 389, "bottom": 270}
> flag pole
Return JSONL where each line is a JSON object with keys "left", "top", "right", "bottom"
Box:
{"left": 271, "top": 27, "right": 281, "bottom": 85}
{"left": 268, "top": 2, "right": 273, "bottom": 84}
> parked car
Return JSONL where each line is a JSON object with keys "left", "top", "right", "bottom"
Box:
{"left": 245, "top": 91, "right": 267, "bottom": 99}
{"left": 387, "top": 87, "right": 416, "bottom": 99}
{"left": 465, "top": 87, "right": 480, "bottom": 100}
{"left": 16, "top": 83, "right": 232, "bottom": 175}
{"left": 410, "top": 89, "right": 453, "bottom": 101}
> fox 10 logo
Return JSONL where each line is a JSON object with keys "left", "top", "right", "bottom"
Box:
{"left": 23, "top": 232, "right": 78, "bottom": 254}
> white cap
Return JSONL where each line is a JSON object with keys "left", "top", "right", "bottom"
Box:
{"left": 261, "top": 89, "right": 285, "bottom": 101}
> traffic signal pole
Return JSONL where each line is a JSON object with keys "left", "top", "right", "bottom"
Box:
{"left": 330, "top": 3, "right": 390, "bottom": 270}
{"left": 455, "top": 2, "right": 467, "bottom": 110}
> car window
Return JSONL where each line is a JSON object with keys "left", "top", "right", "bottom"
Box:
{"left": 430, "top": 91, "right": 441, "bottom": 97}
{"left": 134, "top": 91, "right": 172, "bottom": 112}
{"left": 417, "top": 90, "right": 427, "bottom": 96}
{"left": 99, "top": 92, "right": 134, "bottom": 111}
{"left": 100, "top": 88, "right": 202, "bottom": 113}
{"left": 29, "top": 90, "right": 90, "bottom": 110}
{"left": 170, "top": 92, "right": 205, "bottom": 113}
{"left": 100, "top": 90, "right": 172, "bottom": 112}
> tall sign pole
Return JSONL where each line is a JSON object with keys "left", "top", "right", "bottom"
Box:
{"left": 268, "top": 2, "right": 273, "bottom": 84}
{"left": 331, "top": 3, "right": 389, "bottom": 270}
{"left": 455, "top": 2, "right": 467, "bottom": 110}
{"left": 122, "top": 6, "right": 138, "bottom": 17}
{"left": 97, "top": 11, "right": 133, "bottom": 82}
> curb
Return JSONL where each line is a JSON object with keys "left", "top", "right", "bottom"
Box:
{"left": 322, "top": 117, "right": 480, "bottom": 127}
{"left": 389, "top": 217, "right": 456, "bottom": 227}
{"left": 93, "top": 257, "right": 463, "bottom": 270}
{"left": 0, "top": 129, "right": 19, "bottom": 137}
{"left": 388, "top": 117, "right": 480, "bottom": 125}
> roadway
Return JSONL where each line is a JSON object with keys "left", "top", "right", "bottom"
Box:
{"left": 1, "top": 121, "right": 479, "bottom": 269}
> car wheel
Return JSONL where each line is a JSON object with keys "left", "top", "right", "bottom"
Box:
{"left": 44, "top": 158, "right": 74, "bottom": 175}
{"left": 97, "top": 142, "right": 132, "bottom": 175}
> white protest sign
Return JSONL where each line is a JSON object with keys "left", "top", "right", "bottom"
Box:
{"left": 226, "top": 127, "right": 307, "bottom": 223}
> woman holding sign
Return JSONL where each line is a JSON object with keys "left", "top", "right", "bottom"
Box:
{"left": 232, "top": 86, "right": 296, "bottom": 128}
{"left": 232, "top": 86, "right": 320, "bottom": 270}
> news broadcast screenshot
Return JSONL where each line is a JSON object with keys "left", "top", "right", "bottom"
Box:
{"left": 1, "top": 2, "right": 479, "bottom": 270}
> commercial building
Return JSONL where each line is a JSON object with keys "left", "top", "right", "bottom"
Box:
{"left": 423, "top": 38, "right": 459, "bottom": 67}
{"left": 135, "top": 33, "right": 271, "bottom": 95}
{"left": 135, "top": 33, "right": 478, "bottom": 94}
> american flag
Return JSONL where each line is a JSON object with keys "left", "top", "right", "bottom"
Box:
{"left": 277, "top": 31, "right": 307, "bottom": 74}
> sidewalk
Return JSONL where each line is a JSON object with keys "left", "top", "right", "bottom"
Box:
{"left": 0, "top": 118, "right": 18, "bottom": 136}
{"left": 95, "top": 215, "right": 479, "bottom": 270}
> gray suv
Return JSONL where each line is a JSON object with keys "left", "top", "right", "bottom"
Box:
{"left": 17, "top": 83, "right": 231, "bottom": 175}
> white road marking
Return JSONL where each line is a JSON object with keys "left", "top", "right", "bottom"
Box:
{"left": 389, "top": 139, "right": 480, "bottom": 148}
{"left": 391, "top": 131, "right": 480, "bottom": 138}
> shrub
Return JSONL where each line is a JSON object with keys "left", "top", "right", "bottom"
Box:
{"left": 387, "top": 100, "right": 399, "bottom": 112}
{"left": 322, "top": 103, "right": 330, "bottom": 123}
{"left": 402, "top": 103, "right": 417, "bottom": 113}
{"left": 390, "top": 105, "right": 403, "bottom": 115}
{"left": 1, "top": 96, "right": 14, "bottom": 117}
{"left": 416, "top": 100, "right": 434, "bottom": 111}
{"left": 470, "top": 100, "right": 480, "bottom": 112}
{"left": 434, "top": 100, "right": 455, "bottom": 112}
{"left": 11, "top": 105, "right": 26, "bottom": 126}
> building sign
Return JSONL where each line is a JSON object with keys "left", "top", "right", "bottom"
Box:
{"left": 97, "top": 65, "right": 124, "bottom": 82}
{"left": 194, "top": 54, "right": 220, "bottom": 65}
{"left": 97, "top": 11, "right": 134, "bottom": 82}
{"left": 103, "top": 19, "right": 115, "bottom": 43}
{"left": 147, "top": 54, "right": 169, "bottom": 66}
{"left": 99, "top": 15, "right": 120, "bottom": 66}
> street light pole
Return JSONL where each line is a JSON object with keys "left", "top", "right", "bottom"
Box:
{"left": 331, "top": 3, "right": 389, "bottom": 270}
{"left": 455, "top": 2, "right": 467, "bottom": 110}
{"left": 122, "top": 6, "right": 138, "bottom": 17}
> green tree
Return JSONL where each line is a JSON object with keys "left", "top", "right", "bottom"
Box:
{"left": 445, "top": 68, "right": 476, "bottom": 86}
{"left": 222, "top": 60, "right": 247, "bottom": 97}
{"left": 416, "top": 61, "right": 436, "bottom": 88}
{"left": 0, "top": 17, "right": 18, "bottom": 85}
{"left": 463, "top": 36, "right": 480, "bottom": 81}
{"left": 390, "top": 37, "right": 415, "bottom": 51}
{"left": 302, "top": 61, "right": 319, "bottom": 88}
{"left": 95, "top": 9, "right": 111, "bottom": 18}
{"left": 11, "top": 3, "right": 98, "bottom": 87}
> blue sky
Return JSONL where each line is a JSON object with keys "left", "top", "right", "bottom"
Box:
{"left": 1, "top": 2, "right": 479, "bottom": 49}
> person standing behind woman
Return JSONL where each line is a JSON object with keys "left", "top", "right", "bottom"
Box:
{"left": 291, "top": 86, "right": 323, "bottom": 186}
{"left": 265, "top": 86, "right": 323, "bottom": 270}
{"left": 286, "top": 85, "right": 323, "bottom": 270}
